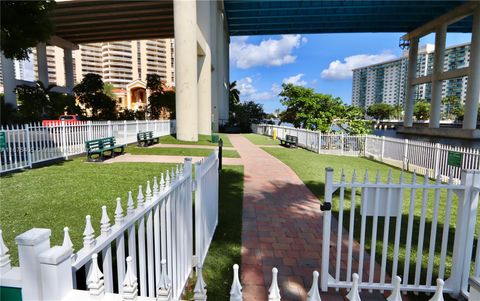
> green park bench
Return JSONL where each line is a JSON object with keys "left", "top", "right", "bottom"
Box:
{"left": 137, "top": 131, "right": 161, "bottom": 147}
{"left": 279, "top": 135, "right": 298, "bottom": 148}
{"left": 85, "top": 137, "right": 125, "bottom": 162}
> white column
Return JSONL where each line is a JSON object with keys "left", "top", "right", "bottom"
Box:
{"left": 15, "top": 228, "right": 51, "bottom": 301}
{"left": 224, "top": 33, "right": 230, "bottom": 121}
{"left": 0, "top": 52, "right": 17, "bottom": 108}
{"left": 174, "top": 0, "right": 198, "bottom": 141}
{"left": 36, "top": 43, "right": 49, "bottom": 85}
{"left": 404, "top": 38, "right": 419, "bottom": 127}
{"left": 39, "top": 246, "right": 73, "bottom": 300}
{"left": 430, "top": 25, "right": 447, "bottom": 128}
{"left": 198, "top": 52, "right": 212, "bottom": 135}
{"left": 63, "top": 48, "right": 74, "bottom": 94}
{"left": 210, "top": 2, "right": 219, "bottom": 132}
{"left": 216, "top": 10, "right": 226, "bottom": 125}
{"left": 463, "top": 5, "right": 480, "bottom": 130}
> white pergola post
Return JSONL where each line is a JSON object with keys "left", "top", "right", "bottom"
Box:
{"left": 36, "top": 43, "right": 49, "bottom": 85}
{"left": 429, "top": 24, "right": 447, "bottom": 128}
{"left": 216, "top": 10, "right": 227, "bottom": 125}
{"left": 1, "top": 52, "right": 17, "bottom": 108}
{"left": 404, "top": 38, "right": 419, "bottom": 127}
{"left": 63, "top": 48, "right": 74, "bottom": 94}
{"left": 197, "top": 0, "right": 212, "bottom": 136}
{"left": 174, "top": 0, "right": 198, "bottom": 141}
{"left": 463, "top": 5, "right": 480, "bottom": 130}
{"left": 210, "top": 1, "right": 219, "bottom": 132}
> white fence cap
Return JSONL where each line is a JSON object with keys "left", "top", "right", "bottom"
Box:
{"left": 39, "top": 246, "right": 72, "bottom": 265}
{"left": 15, "top": 228, "right": 51, "bottom": 246}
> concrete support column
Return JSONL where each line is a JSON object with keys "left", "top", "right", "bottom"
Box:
{"left": 430, "top": 24, "right": 447, "bottom": 128}
{"left": 63, "top": 48, "right": 74, "bottom": 94}
{"left": 1, "top": 52, "right": 17, "bottom": 108}
{"left": 174, "top": 0, "right": 198, "bottom": 141}
{"left": 216, "top": 10, "right": 225, "bottom": 126}
{"left": 198, "top": 52, "right": 212, "bottom": 135}
{"left": 404, "top": 38, "right": 419, "bottom": 127}
{"left": 36, "top": 43, "right": 49, "bottom": 86}
{"left": 210, "top": 2, "right": 219, "bottom": 132}
{"left": 463, "top": 5, "right": 480, "bottom": 130}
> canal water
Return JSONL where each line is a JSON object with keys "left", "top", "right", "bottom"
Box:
{"left": 373, "top": 129, "right": 480, "bottom": 149}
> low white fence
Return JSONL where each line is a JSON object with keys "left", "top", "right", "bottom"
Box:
{"left": 0, "top": 152, "right": 219, "bottom": 301}
{"left": 321, "top": 167, "right": 480, "bottom": 298}
{"left": 253, "top": 124, "right": 480, "bottom": 183}
{"left": 0, "top": 120, "right": 176, "bottom": 173}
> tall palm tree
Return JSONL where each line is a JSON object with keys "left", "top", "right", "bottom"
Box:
{"left": 229, "top": 81, "right": 240, "bottom": 108}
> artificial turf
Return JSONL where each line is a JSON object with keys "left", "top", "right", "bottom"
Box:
{"left": 126, "top": 146, "right": 240, "bottom": 158}
{"left": 262, "top": 146, "right": 478, "bottom": 294}
{"left": 0, "top": 158, "right": 177, "bottom": 265}
{"left": 242, "top": 133, "right": 280, "bottom": 145}
{"left": 159, "top": 134, "right": 233, "bottom": 147}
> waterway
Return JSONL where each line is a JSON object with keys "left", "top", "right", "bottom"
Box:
{"left": 373, "top": 129, "right": 480, "bottom": 149}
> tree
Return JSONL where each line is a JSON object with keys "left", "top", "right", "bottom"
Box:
{"left": 15, "top": 81, "right": 56, "bottom": 122}
{"left": 103, "top": 83, "right": 116, "bottom": 100}
{"left": 146, "top": 74, "right": 175, "bottom": 119}
{"left": 279, "top": 83, "right": 370, "bottom": 134}
{"left": 229, "top": 81, "right": 240, "bottom": 109}
{"left": 393, "top": 104, "right": 403, "bottom": 120}
{"left": 1, "top": 1, "right": 55, "bottom": 60}
{"left": 73, "top": 73, "right": 117, "bottom": 120}
{"left": 366, "top": 103, "right": 394, "bottom": 121}
{"left": 414, "top": 100, "right": 430, "bottom": 121}
{"left": 441, "top": 95, "right": 462, "bottom": 120}
{"left": 230, "top": 101, "right": 266, "bottom": 132}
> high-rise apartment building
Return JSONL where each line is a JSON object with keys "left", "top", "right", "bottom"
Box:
{"left": 352, "top": 43, "right": 470, "bottom": 112}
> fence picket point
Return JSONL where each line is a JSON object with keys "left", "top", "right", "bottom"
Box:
{"left": 83, "top": 215, "right": 96, "bottom": 248}
{"left": 122, "top": 256, "right": 138, "bottom": 300}
{"left": 386, "top": 276, "right": 402, "bottom": 301}
{"left": 307, "top": 271, "right": 321, "bottom": 301}
{"left": 87, "top": 254, "right": 105, "bottom": 298}
{"left": 115, "top": 197, "right": 124, "bottom": 225}
{"left": 100, "top": 206, "right": 111, "bottom": 235}
{"left": 428, "top": 279, "right": 445, "bottom": 301}
{"left": 268, "top": 267, "right": 281, "bottom": 301}
{"left": 127, "top": 191, "right": 135, "bottom": 215}
{"left": 346, "top": 273, "right": 361, "bottom": 301}
{"left": 137, "top": 185, "right": 145, "bottom": 207}
{"left": 194, "top": 265, "right": 207, "bottom": 300}
{"left": 230, "top": 264, "right": 243, "bottom": 301}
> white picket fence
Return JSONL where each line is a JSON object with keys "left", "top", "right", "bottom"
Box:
{"left": 0, "top": 152, "right": 219, "bottom": 301}
{"left": 0, "top": 120, "right": 176, "bottom": 173}
{"left": 225, "top": 264, "right": 452, "bottom": 301}
{"left": 253, "top": 124, "right": 480, "bottom": 183}
{"left": 321, "top": 168, "right": 480, "bottom": 298}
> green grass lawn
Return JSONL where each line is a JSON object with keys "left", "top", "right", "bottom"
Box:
{"left": 263, "top": 147, "right": 476, "bottom": 295}
{"left": 160, "top": 134, "right": 233, "bottom": 147}
{"left": 0, "top": 158, "right": 177, "bottom": 265}
{"left": 126, "top": 146, "right": 240, "bottom": 158}
{"left": 242, "top": 133, "right": 280, "bottom": 145}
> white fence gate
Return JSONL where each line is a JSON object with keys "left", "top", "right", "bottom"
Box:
{"left": 321, "top": 167, "right": 480, "bottom": 298}
{"left": 0, "top": 152, "right": 219, "bottom": 301}
{"left": 0, "top": 120, "right": 176, "bottom": 173}
{"left": 253, "top": 124, "right": 480, "bottom": 184}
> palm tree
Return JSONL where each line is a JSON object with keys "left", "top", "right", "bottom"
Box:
{"left": 229, "top": 81, "right": 240, "bottom": 108}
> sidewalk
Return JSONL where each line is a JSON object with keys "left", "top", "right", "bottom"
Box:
{"left": 228, "top": 134, "right": 385, "bottom": 301}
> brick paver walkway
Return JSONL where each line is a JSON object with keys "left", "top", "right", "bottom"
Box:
{"left": 228, "top": 134, "right": 386, "bottom": 301}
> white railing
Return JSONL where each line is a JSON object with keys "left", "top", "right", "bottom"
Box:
{"left": 0, "top": 152, "right": 220, "bottom": 301}
{"left": 0, "top": 120, "right": 176, "bottom": 173}
{"left": 321, "top": 167, "right": 480, "bottom": 298}
{"left": 253, "top": 124, "right": 480, "bottom": 183}
{"left": 194, "top": 150, "right": 219, "bottom": 266}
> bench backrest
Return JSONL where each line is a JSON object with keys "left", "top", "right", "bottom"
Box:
{"left": 85, "top": 139, "right": 103, "bottom": 151}
{"left": 137, "top": 131, "right": 153, "bottom": 140}
{"left": 285, "top": 135, "right": 298, "bottom": 143}
{"left": 101, "top": 137, "right": 116, "bottom": 148}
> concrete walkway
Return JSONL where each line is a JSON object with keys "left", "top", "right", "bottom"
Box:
{"left": 228, "top": 134, "right": 386, "bottom": 301}
{"left": 103, "top": 153, "right": 243, "bottom": 165}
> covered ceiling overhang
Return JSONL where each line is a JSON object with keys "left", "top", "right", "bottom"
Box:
{"left": 224, "top": 0, "right": 475, "bottom": 36}
{"left": 50, "top": 0, "right": 174, "bottom": 45}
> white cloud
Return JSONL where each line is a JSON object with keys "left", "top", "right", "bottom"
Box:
{"left": 230, "top": 35, "right": 306, "bottom": 69}
{"left": 320, "top": 51, "right": 397, "bottom": 80}
{"left": 283, "top": 74, "right": 307, "bottom": 86}
{"left": 236, "top": 77, "right": 283, "bottom": 101}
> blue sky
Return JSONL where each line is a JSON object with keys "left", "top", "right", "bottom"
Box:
{"left": 229, "top": 32, "right": 472, "bottom": 113}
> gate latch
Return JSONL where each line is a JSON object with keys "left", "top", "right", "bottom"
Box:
{"left": 320, "top": 202, "right": 331, "bottom": 211}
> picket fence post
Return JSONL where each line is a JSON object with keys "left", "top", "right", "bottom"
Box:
{"left": 434, "top": 143, "right": 441, "bottom": 178}
{"left": 25, "top": 124, "right": 33, "bottom": 168}
{"left": 447, "top": 169, "right": 480, "bottom": 296}
{"left": 317, "top": 132, "right": 322, "bottom": 154}
{"left": 38, "top": 245, "right": 73, "bottom": 300}
{"left": 193, "top": 265, "right": 207, "bottom": 300}
{"left": 403, "top": 139, "right": 409, "bottom": 170}
{"left": 341, "top": 133, "right": 345, "bottom": 156}
{"left": 124, "top": 120, "right": 128, "bottom": 144}
{"left": 15, "top": 228, "right": 52, "bottom": 301}
{"left": 321, "top": 167, "right": 333, "bottom": 291}
{"left": 61, "top": 121, "right": 68, "bottom": 160}
{"left": 230, "top": 264, "right": 242, "bottom": 301}
{"left": 88, "top": 121, "right": 93, "bottom": 140}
